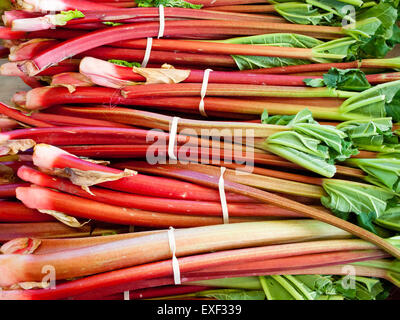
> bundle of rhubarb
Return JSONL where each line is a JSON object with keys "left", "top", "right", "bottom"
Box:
{"left": 1, "top": 0, "right": 400, "bottom": 301}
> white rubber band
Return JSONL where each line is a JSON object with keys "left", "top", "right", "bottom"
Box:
{"left": 218, "top": 167, "right": 229, "bottom": 224}
{"left": 141, "top": 37, "right": 153, "bottom": 68}
{"left": 168, "top": 116, "right": 180, "bottom": 160}
{"left": 157, "top": 4, "right": 165, "bottom": 39}
{"left": 199, "top": 69, "right": 213, "bottom": 117}
{"left": 168, "top": 227, "right": 181, "bottom": 285}
{"left": 124, "top": 291, "right": 130, "bottom": 300}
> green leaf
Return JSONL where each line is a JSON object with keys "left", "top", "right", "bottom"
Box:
{"left": 341, "top": 17, "right": 382, "bottom": 41}
{"left": 356, "top": 211, "right": 379, "bottom": 233}
{"left": 135, "top": 0, "right": 202, "bottom": 8}
{"left": 259, "top": 276, "right": 296, "bottom": 300}
{"left": 108, "top": 60, "right": 141, "bottom": 68}
{"left": 324, "top": 68, "right": 370, "bottom": 91}
{"left": 311, "top": 37, "right": 359, "bottom": 62}
{"left": 294, "top": 275, "right": 337, "bottom": 296}
{"left": 294, "top": 123, "right": 358, "bottom": 161}
{"left": 274, "top": 2, "right": 334, "bottom": 25}
{"left": 333, "top": 276, "right": 386, "bottom": 300}
{"left": 50, "top": 10, "right": 85, "bottom": 26}
{"left": 337, "top": 118, "right": 398, "bottom": 151}
{"left": 304, "top": 68, "right": 371, "bottom": 91}
{"left": 261, "top": 109, "right": 269, "bottom": 124}
{"left": 321, "top": 179, "right": 396, "bottom": 217}
{"left": 386, "top": 91, "right": 400, "bottom": 122}
{"left": 103, "top": 21, "right": 124, "bottom": 27}
{"left": 375, "top": 203, "right": 400, "bottom": 231}
{"left": 356, "top": 3, "right": 398, "bottom": 39}
{"left": 200, "top": 289, "right": 266, "bottom": 300}
{"left": 265, "top": 143, "right": 338, "bottom": 177}
{"left": 346, "top": 158, "right": 400, "bottom": 193}
{"left": 263, "top": 109, "right": 357, "bottom": 177}
{"left": 218, "top": 33, "right": 323, "bottom": 70}
{"left": 287, "top": 108, "right": 319, "bottom": 125}
{"left": 339, "top": 80, "right": 400, "bottom": 119}
{"left": 304, "top": 78, "right": 325, "bottom": 87}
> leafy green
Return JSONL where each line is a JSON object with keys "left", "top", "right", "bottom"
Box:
{"left": 337, "top": 118, "right": 399, "bottom": 152}
{"left": 375, "top": 204, "right": 400, "bottom": 231}
{"left": 353, "top": 3, "right": 399, "bottom": 58}
{"left": 108, "top": 60, "right": 141, "bottom": 68}
{"left": 334, "top": 276, "right": 387, "bottom": 300}
{"left": 339, "top": 80, "right": 400, "bottom": 120}
{"left": 303, "top": 78, "right": 325, "bottom": 87}
{"left": 259, "top": 276, "right": 298, "bottom": 300}
{"left": 49, "top": 10, "right": 84, "bottom": 26}
{"left": 199, "top": 289, "right": 266, "bottom": 300}
{"left": 135, "top": 0, "right": 202, "bottom": 8}
{"left": 274, "top": 2, "right": 334, "bottom": 25}
{"left": 304, "top": 68, "right": 370, "bottom": 91}
{"left": 311, "top": 37, "right": 359, "bottom": 62}
{"left": 321, "top": 179, "right": 396, "bottom": 222}
{"left": 102, "top": 21, "right": 124, "bottom": 27}
{"left": 263, "top": 109, "right": 357, "bottom": 177}
{"left": 346, "top": 157, "right": 400, "bottom": 193}
{"left": 356, "top": 3, "right": 397, "bottom": 39}
{"left": 259, "top": 274, "right": 389, "bottom": 300}
{"left": 217, "top": 33, "right": 323, "bottom": 70}
{"left": 261, "top": 113, "right": 298, "bottom": 126}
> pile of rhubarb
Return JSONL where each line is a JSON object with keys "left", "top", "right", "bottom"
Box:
{"left": 1, "top": 0, "right": 400, "bottom": 300}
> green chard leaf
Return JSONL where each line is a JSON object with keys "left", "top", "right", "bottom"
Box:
{"left": 321, "top": 179, "right": 396, "bottom": 217}
{"left": 108, "top": 60, "right": 141, "bottom": 68}
{"left": 135, "top": 0, "right": 202, "bottom": 8}
{"left": 263, "top": 109, "right": 357, "bottom": 177}
{"left": 217, "top": 33, "right": 323, "bottom": 70}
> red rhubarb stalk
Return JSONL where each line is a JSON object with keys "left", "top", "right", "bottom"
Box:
{"left": 16, "top": 0, "right": 115, "bottom": 11}
{"left": 0, "top": 239, "right": 379, "bottom": 300}
{"left": 30, "top": 113, "right": 132, "bottom": 128}
{"left": 0, "top": 222, "right": 353, "bottom": 287}
{"left": 24, "top": 20, "right": 343, "bottom": 75}
{"left": 11, "top": 7, "right": 283, "bottom": 31}
{"left": 30, "top": 144, "right": 253, "bottom": 202}
{"left": 0, "top": 201, "right": 53, "bottom": 222}
{"left": 159, "top": 168, "right": 400, "bottom": 259}
{"left": 16, "top": 185, "right": 259, "bottom": 227}
{"left": 17, "top": 166, "right": 305, "bottom": 218}
{"left": 0, "top": 102, "right": 53, "bottom": 128}
{"left": 0, "top": 222, "right": 126, "bottom": 243}
{"left": 0, "top": 183, "right": 30, "bottom": 198}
